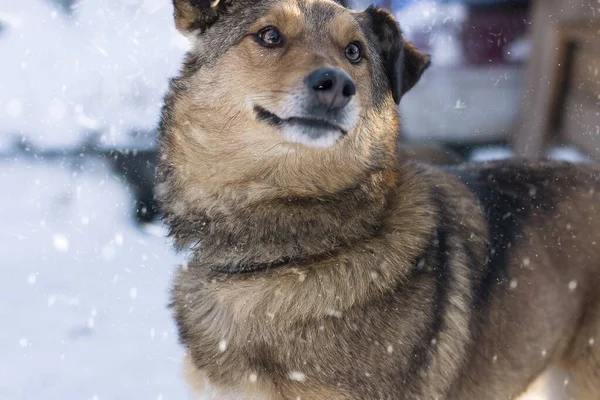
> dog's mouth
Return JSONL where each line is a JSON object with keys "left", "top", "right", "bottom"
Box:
{"left": 255, "top": 106, "right": 347, "bottom": 137}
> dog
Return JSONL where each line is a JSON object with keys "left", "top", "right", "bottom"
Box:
{"left": 156, "top": 0, "right": 600, "bottom": 398}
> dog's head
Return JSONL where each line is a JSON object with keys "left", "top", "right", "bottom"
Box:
{"left": 159, "top": 0, "right": 429, "bottom": 208}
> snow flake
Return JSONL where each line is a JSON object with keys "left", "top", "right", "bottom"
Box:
{"left": 6, "top": 98, "right": 23, "bottom": 118}
{"left": 568, "top": 280, "right": 578, "bottom": 292}
{"left": 454, "top": 99, "right": 467, "bottom": 110}
{"left": 288, "top": 371, "right": 307, "bottom": 382}
{"left": 218, "top": 339, "right": 228, "bottom": 352}
{"left": 27, "top": 273, "right": 37, "bottom": 285}
{"left": 326, "top": 309, "right": 342, "bottom": 318}
{"left": 129, "top": 287, "right": 138, "bottom": 299}
{"left": 589, "top": 338, "right": 595, "bottom": 346}
{"left": 387, "top": 345, "right": 394, "bottom": 354}
{"left": 522, "top": 257, "right": 530, "bottom": 267}
{"left": 249, "top": 373, "right": 258, "bottom": 383}
{"left": 509, "top": 279, "right": 518, "bottom": 290}
{"left": 19, "top": 338, "right": 29, "bottom": 348}
{"left": 53, "top": 234, "right": 69, "bottom": 252}
{"left": 101, "top": 244, "right": 116, "bottom": 261}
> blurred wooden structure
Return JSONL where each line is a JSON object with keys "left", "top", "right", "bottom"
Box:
{"left": 514, "top": 0, "right": 600, "bottom": 159}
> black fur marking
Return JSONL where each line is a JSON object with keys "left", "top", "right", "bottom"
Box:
{"left": 403, "top": 202, "right": 450, "bottom": 397}
{"left": 450, "top": 163, "right": 559, "bottom": 312}
{"left": 360, "top": 7, "right": 404, "bottom": 105}
{"left": 401, "top": 47, "right": 430, "bottom": 99}
{"left": 358, "top": 7, "right": 430, "bottom": 105}
{"left": 190, "top": 0, "right": 212, "bottom": 8}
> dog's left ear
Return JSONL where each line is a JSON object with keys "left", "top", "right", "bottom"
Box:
{"left": 172, "top": 0, "right": 230, "bottom": 35}
{"left": 361, "top": 6, "right": 431, "bottom": 104}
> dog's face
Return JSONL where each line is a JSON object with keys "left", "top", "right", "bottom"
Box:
{"left": 169, "top": 0, "right": 429, "bottom": 147}
{"left": 159, "top": 0, "right": 429, "bottom": 206}
{"left": 243, "top": 4, "right": 366, "bottom": 148}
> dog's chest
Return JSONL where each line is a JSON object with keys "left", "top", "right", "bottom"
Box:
{"left": 185, "top": 355, "right": 270, "bottom": 400}
{"left": 189, "top": 379, "right": 269, "bottom": 400}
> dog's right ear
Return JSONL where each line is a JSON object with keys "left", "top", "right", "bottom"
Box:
{"left": 173, "top": 0, "right": 229, "bottom": 35}
{"left": 360, "top": 6, "right": 430, "bottom": 104}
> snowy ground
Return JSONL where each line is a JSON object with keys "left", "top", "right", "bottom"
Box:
{"left": 0, "top": 157, "right": 187, "bottom": 400}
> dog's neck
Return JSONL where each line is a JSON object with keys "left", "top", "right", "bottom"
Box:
{"left": 165, "top": 168, "right": 402, "bottom": 272}
{"left": 161, "top": 161, "right": 411, "bottom": 273}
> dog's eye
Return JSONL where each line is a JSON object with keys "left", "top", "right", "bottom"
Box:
{"left": 345, "top": 42, "right": 362, "bottom": 63}
{"left": 256, "top": 26, "right": 283, "bottom": 47}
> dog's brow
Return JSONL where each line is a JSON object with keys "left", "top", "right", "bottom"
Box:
{"left": 329, "top": 14, "right": 361, "bottom": 44}
{"left": 258, "top": 1, "right": 305, "bottom": 36}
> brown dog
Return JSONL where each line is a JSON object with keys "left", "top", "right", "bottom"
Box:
{"left": 157, "top": 0, "right": 600, "bottom": 398}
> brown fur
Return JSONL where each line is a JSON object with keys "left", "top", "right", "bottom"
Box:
{"left": 158, "top": 0, "right": 600, "bottom": 398}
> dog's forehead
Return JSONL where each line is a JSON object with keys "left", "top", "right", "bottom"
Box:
{"left": 185, "top": 0, "right": 363, "bottom": 70}
{"left": 261, "top": 0, "right": 362, "bottom": 47}
{"left": 296, "top": 0, "right": 344, "bottom": 27}
{"left": 255, "top": 0, "right": 352, "bottom": 32}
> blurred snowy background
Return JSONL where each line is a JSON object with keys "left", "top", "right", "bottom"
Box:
{"left": 0, "top": 0, "right": 188, "bottom": 151}
{"left": 1, "top": 0, "right": 189, "bottom": 399}
{"left": 4, "top": 0, "right": 579, "bottom": 399}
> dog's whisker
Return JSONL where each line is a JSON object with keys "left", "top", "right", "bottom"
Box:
{"left": 219, "top": 109, "right": 242, "bottom": 135}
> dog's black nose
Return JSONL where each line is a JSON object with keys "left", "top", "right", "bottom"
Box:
{"left": 306, "top": 68, "right": 356, "bottom": 110}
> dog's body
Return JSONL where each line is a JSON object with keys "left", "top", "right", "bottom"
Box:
{"left": 158, "top": 0, "right": 600, "bottom": 398}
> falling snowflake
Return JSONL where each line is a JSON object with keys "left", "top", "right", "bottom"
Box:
{"left": 53, "top": 234, "right": 69, "bottom": 252}
{"left": 218, "top": 339, "right": 228, "bottom": 352}
{"left": 288, "top": 371, "right": 307, "bottom": 382}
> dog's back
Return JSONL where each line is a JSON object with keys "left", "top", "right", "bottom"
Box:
{"left": 441, "top": 160, "right": 600, "bottom": 399}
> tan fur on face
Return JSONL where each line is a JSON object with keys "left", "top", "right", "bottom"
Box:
{"left": 253, "top": 2, "right": 305, "bottom": 39}
{"left": 162, "top": 0, "right": 396, "bottom": 217}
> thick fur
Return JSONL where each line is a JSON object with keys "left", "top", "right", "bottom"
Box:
{"left": 158, "top": 0, "right": 600, "bottom": 398}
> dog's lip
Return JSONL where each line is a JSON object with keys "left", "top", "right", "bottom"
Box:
{"left": 254, "top": 106, "right": 347, "bottom": 135}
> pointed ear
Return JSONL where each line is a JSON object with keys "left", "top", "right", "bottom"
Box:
{"left": 362, "top": 6, "right": 430, "bottom": 104}
{"left": 401, "top": 38, "right": 431, "bottom": 99}
{"left": 172, "top": 0, "right": 229, "bottom": 35}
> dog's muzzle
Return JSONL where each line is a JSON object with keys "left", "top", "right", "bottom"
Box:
{"left": 254, "top": 67, "right": 359, "bottom": 147}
